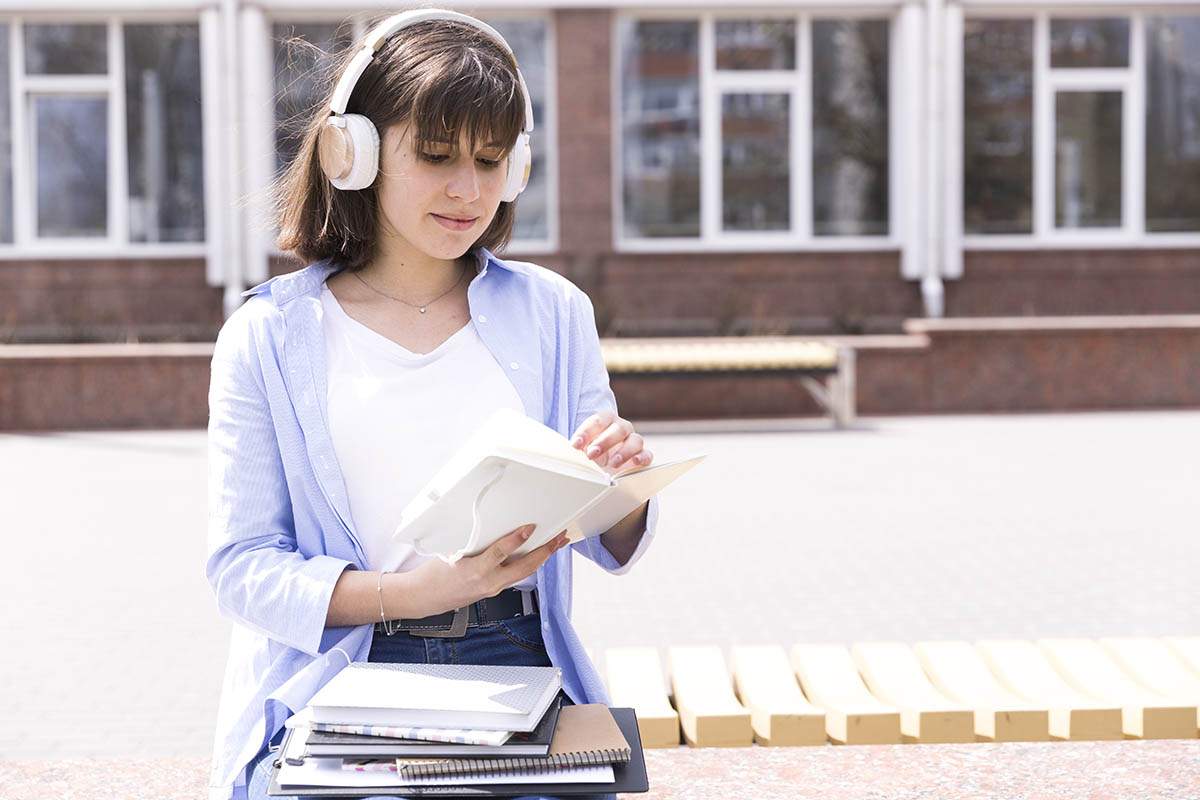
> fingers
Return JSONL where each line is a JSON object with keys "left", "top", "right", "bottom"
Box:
{"left": 570, "top": 410, "right": 616, "bottom": 452}
{"left": 500, "top": 531, "right": 570, "bottom": 579}
{"left": 487, "top": 523, "right": 536, "bottom": 566}
{"left": 577, "top": 417, "right": 635, "bottom": 467}
{"left": 608, "top": 439, "right": 653, "bottom": 472}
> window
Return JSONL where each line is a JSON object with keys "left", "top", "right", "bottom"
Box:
{"left": 1145, "top": 17, "right": 1200, "bottom": 232}
{"left": 0, "top": 24, "right": 13, "bottom": 244}
{"left": 272, "top": 15, "right": 555, "bottom": 250}
{"left": 963, "top": 13, "right": 1200, "bottom": 241}
{"left": 124, "top": 24, "right": 205, "bottom": 243}
{"left": 3, "top": 20, "right": 204, "bottom": 249}
{"left": 619, "top": 14, "right": 890, "bottom": 248}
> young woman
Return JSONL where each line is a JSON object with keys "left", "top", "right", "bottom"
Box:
{"left": 205, "top": 10, "right": 657, "bottom": 800}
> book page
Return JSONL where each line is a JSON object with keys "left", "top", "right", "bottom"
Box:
{"left": 564, "top": 455, "right": 707, "bottom": 542}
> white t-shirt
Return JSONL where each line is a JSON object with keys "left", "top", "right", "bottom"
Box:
{"left": 320, "top": 285, "right": 533, "bottom": 590}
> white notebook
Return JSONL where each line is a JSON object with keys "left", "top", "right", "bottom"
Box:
{"left": 305, "top": 663, "right": 562, "bottom": 733}
{"left": 393, "top": 408, "right": 704, "bottom": 561}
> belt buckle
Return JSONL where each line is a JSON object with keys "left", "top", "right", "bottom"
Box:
{"left": 408, "top": 605, "right": 470, "bottom": 639}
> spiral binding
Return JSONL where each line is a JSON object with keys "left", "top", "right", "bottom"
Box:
{"left": 397, "top": 746, "right": 631, "bottom": 778}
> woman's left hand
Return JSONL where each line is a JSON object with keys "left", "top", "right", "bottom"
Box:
{"left": 571, "top": 410, "right": 653, "bottom": 474}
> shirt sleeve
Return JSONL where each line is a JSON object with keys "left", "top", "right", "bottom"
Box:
{"left": 205, "top": 303, "right": 353, "bottom": 656}
{"left": 563, "top": 287, "right": 658, "bottom": 574}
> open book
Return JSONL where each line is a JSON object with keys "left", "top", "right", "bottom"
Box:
{"left": 393, "top": 409, "right": 704, "bottom": 562}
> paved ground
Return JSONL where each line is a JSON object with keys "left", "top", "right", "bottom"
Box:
{"left": 2, "top": 410, "right": 1198, "bottom": 760}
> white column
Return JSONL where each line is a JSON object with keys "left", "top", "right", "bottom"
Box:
{"left": 239, "top": 3, "right": 275, "bottom": 286}
{"left": 941, "top": 1, "right": 963, "bottom": 281}
{"left": 895, "top": 1, "right": 925, "bottom": 283}
{"left": 200, "top": 7, "right": 229, "bottom": 287}
{"left": 921, "top": 0, "right": 945, "bottom": 316}
{"left": 220, "top": 0, "right": 244, "bottom": 316}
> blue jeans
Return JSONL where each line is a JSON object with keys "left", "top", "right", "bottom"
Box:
{"left": 245, "top": 611, "right": 614, "bottom": 800}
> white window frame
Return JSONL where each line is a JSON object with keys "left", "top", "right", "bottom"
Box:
{"left": 613, "top": 8, "right": 902, "bottom": 254}
{"left": 0, "top": 11, "right": 208, "bottom": 260}
{"left": 262, "top": 9, "right": 560, "bottom": 257}
{"left": 959, "top": 6, "right": 1200, "bottom": 251}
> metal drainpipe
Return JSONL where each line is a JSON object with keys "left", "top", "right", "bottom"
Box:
{"left": 221, "top": 0, "right": 245, "bottom": 318}
{"left": 922, "top": 0, "right": 946, "bottom": 318}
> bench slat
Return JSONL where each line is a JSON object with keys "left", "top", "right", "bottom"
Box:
{"left": 914, "top": 641, "right": 1050, "bottom": 741}
{"left": 601, "top": 340, "right": 839, "bottom": 373}
{"left": 730, "top": 645, "right": 826, "bottom": 746}
{"left": 1039, "top": 639, "right": 1196, "bottom": 739}
{"left": 1163, "top": 637, "right": 1200, "bottom": 681}
{"left": 852, "top": 643, "right": 975, "bottom": 743}
{"left": 789, "top": 644, "right": 902, "bottom": 744}
{"left": 976, "top": 640, "right": 1123, "bottom": 741}
{"left": 603, "top": 647, "right": 681, "bottom": 749}
{"left": 666, "top": 646, "right": 753, "bottom": 747}
{"left": 1101, "top": 637, "right": 1200, "bottom": 716}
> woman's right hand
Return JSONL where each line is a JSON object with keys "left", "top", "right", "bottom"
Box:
{"left": 405, "top": 524, "right": 569, "bottom": 617}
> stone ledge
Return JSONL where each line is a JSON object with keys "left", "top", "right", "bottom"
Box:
{"left": 3, "top": 740, "right": 1197, "bottom": 799}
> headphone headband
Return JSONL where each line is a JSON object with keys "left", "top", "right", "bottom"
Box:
{"left": 328, "top": 9, "right": 535, "bottom": 135}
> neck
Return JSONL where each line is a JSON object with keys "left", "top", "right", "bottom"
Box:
{"left": 364, "top": 238, "right": 468, "bottom": 298}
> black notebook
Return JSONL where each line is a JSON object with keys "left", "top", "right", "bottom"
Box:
{"left": 268, "top": 707, "right": 649, "bottom": 797}
{"left": 304, "top": 696, "right": 563, "bottom": 759}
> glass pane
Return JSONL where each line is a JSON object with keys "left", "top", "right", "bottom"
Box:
{"left": 0, "top": 24, "right": 12, "bottom": 243}
{"left": 274, "top": 22, "right": 355, "bottom": 175}
{"left": 715, "top": 20, "right": 795, "bottom": 71}
{"left": 1050, "top": 18, "right": 1129, "bottom": 68}
{"left": 722, "top": 93, "right": 789, "bottom": 231}
{"left": 1145, "top": 17, "right": 1200, "bottom": 232}
{"left": 489, "top": 19, "right": 549, "bottom": 242}
{"left": 1055, "top": 91, "right": 1122, "bottom": 229}
{"left": 963, "top": 19, "right": 1034, "bottom": 235}
{"left": 811, "top": 20, "right": 889, "bottom": 236}
{"left": 125, "top": 24, "right": 205, "bottom": 243}
{"left": 25, "top": 24, "right": 107, "bottom": 75}
{"left": 620, "top": 20, "right": 700, "bottom": 238}
{"left": 35, "top": 96, "right": 108, "bottom": 238}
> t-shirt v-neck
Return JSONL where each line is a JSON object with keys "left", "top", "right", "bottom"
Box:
{"left": 319, "top": 284, "right": 530, "bottom": 582}
{"left": 321, "top": 284, "right": 473, "bottom": 363}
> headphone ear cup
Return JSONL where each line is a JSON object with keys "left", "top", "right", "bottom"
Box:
{"left": 501, "top": 133, "right": 532, "bottom": 203}
{"left": 327, "top": 114, "right": 380, "bottom": 191}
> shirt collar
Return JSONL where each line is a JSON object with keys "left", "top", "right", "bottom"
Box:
{"left": 241, "top": 248, "right": 519, "bottom": 307}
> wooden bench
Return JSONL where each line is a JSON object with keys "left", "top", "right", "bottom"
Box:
{"left": 600, "top": 337, "right": 856, "bottom": 427}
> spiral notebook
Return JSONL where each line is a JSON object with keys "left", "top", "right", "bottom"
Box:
{"left": 268, "top": 707, "right": 650, "bottom": 796}
{"left": 394, "top": 703, "right": 630, "bottom": 779}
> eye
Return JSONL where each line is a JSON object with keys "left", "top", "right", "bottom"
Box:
{"left": 419, "top": 152, "right": 450, "bottom": 164}
{"left": 477, "top": 157, "right": 503, "bottom": 169}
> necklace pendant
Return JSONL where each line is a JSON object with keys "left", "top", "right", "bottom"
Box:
{"left": 419, "top": 307, "right": 426, "bottom": 313}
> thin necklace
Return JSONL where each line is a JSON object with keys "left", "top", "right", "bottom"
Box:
{"left": 352, "top": 262, "right": 467, "bottom": 313}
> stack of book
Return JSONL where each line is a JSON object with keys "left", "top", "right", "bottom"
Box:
{"left": 269, "top": 662, "right": 648, "bottom": 796}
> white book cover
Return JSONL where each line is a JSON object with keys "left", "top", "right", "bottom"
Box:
{"left": 306, "top": 663, "right": 562, "bottom": 733}
{"left": 393, "top": 408, "right": 704, "bottom": 561}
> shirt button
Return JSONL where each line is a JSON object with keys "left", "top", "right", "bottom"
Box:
{"left": 478, "top": 315, "right": 487, "bottom": 323}
{"left": 542, "top": 622, "right": 550, "bottom": 632}
{"left": 510, "top": 362, "right": 519, "bottom": 370}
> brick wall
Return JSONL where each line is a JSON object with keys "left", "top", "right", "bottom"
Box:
{"left": 1, "top": 258, "right": 223, "bottom": 343}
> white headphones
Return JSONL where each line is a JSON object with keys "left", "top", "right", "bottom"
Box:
{"left": 317, "top": 9, "right": 534, "bottom": 202}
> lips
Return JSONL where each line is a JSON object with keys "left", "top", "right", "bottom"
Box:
{"left": 432, "top": 213, "right": 479, "bottom": 232}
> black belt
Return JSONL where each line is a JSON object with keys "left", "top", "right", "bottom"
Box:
{"left": 376, "top": 588, "right": 538, "bottom": 638}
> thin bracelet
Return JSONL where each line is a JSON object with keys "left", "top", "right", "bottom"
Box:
{"left": 377, "top": 571, "right": 395, "bottom": 635}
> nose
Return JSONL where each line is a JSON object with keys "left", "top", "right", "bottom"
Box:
{"left": 446, "top": 159, "right": 481, "bottom": 203}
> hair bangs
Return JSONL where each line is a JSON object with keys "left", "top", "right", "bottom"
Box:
{"left": 408, "top": 46, "right": 526, "bottom": 155}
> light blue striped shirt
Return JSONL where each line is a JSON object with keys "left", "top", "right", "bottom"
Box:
{"left": 205, "top": 252, "right": 657, "bottom": 800}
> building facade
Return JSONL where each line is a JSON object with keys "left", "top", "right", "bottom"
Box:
{"left": 1, "top": 0, "right": 1198, "bottom": 346}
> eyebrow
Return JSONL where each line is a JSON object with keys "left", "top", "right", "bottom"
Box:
{"left": 423, "top": 139, "right": 506, "bottom": 150}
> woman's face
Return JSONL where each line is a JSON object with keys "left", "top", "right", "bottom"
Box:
{"left": 375, "top": 124, "right": 508, "bottom": 264}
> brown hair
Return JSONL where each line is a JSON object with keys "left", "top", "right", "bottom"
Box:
{"left": 274, "top": 18, "right": 527, "bottom": 269}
